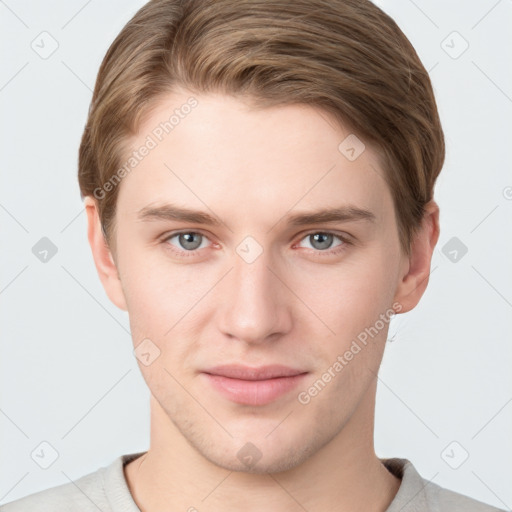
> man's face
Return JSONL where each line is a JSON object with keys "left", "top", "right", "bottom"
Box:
{"left": 111, "top": 89, "right": 406, "bottom": 473}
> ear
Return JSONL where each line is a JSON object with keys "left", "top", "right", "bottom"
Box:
{"left": 84, "top": 196, "right": 127, "bottom": 311}
{"left": 393, "top": 200, "right": 440, "bottom": 314}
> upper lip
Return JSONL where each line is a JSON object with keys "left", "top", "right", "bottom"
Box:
{"left": 203, "top": 365, "right": 307, "bottom": 381}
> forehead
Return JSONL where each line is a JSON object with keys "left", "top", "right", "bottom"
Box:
{"left": 116, "top": 90, "right": 393, "bottom": 230}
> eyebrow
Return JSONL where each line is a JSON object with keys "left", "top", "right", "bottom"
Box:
{"left": 137, "top": 204, "right": 376, "bottom": 227}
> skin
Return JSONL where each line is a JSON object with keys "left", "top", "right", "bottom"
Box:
{"left": 85, "top": 87, "right": 439, "bottom": 512}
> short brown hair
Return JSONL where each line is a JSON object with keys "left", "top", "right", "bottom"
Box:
{"left": 78, "top": 0, "right": 445, "bottom": 255}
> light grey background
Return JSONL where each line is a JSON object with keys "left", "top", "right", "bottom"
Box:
{"left": 1, "top": 0, "right": 511, "bottom": 508}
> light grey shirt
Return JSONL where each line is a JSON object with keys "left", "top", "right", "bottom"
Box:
{"left": 0, "top": 452, "right": 506, "bottom": 511}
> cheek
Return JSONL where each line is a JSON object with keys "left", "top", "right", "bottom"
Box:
{"left": 290, "top": 251, "right": 396, "bottom": 338}
{"left": 117, "top": 245, "right": 175, "bottom": 337}
{"left": 297, "top": 256, "right": 395, "bottom": 397}
{"left": 118, "top": 245, "right": 213, "bottom": 363}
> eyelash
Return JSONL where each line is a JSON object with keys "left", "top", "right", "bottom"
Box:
{"left": 161, "top": 230, "right": 352, "bottom": 258}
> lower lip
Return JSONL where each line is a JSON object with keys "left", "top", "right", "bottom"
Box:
{"left": 203, "top": 373, "right": 308, "bottom": 406}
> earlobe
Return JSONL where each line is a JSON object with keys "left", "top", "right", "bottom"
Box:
{"left": 84, "top": 196, "right": 128, "bottom": 311}
{"left": 393, "top": 201, "right": 440, "bottom": 314}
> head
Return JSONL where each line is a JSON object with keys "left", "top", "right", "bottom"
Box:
{"left": 80, "top": 0, "right": 444, "bottom": 473}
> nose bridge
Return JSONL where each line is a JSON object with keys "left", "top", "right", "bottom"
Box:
{"left": 217, "top": 243, "right": 291, "bottom": 343}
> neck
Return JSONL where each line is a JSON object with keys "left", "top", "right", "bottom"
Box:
{"left": 125, "top": 381, "right": 400, "bottom": 512}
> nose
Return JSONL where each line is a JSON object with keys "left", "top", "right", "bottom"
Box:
{"left": 217, "top": 248, "right": 293, "bottom": 345}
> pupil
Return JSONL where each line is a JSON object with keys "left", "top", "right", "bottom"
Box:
{"left": 180, "top": 232, "right": 201, "bottom": 250}
{"left": 312, "top": 233, "right": 332, "bottom": 250}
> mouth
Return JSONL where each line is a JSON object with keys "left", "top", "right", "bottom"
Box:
{"left": 201, "top": 365, "right": 309, "bottom": 406}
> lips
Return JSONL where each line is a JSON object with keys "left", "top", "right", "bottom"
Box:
{"left": 204, "top": 364, "right": 306, "bottom": 380}
{"left": 202, "top": 365, "right": 308, "bottom": 406}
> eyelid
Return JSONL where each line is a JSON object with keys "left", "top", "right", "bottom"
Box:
{"left": 161, "top": 228, "right": 213, "bottom": 241}
{"left": 296, "top": 229, "right": 352, "bottom": 242}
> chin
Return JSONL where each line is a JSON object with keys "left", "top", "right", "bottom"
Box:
{"left": 206, "top": 445, "right": 313, "bottom": 475}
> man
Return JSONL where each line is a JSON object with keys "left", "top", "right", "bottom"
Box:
{"left": 1, "top": 0, "right": 504, "bottom": 510}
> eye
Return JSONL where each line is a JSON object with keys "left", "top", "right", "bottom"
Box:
{"left": 296, "top": 231, "right": 348, "bottom": 253}
{"left": 161, "top": 230, "right": 350, "bottom": 258}
{"left": 165, "top": 231, "right": 210, "bottom": 252}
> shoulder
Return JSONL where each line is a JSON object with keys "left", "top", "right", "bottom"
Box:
{"left": 382, "top": 458, "right": 506, "bottom": 512}
{"left": 0, "top": 452, "right": 145, "bottom": 512}
{"left": 0, "top": 469, "right": 105, "bottom": 512}
{"left": 432, "top": 484, "right": 506, "bottom": 512}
